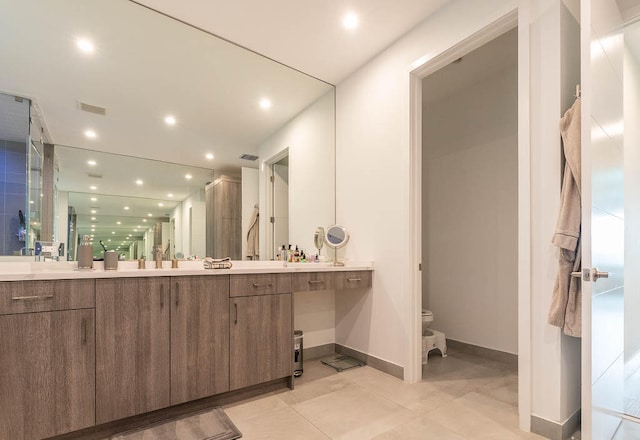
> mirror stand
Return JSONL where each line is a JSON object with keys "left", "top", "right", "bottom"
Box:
{"left": 324, "top": 225, "right": 349, "bottom": 266}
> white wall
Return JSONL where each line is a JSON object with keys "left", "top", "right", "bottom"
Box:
{"left": 241, "top": 167, "right": 259, "bottom": 260}
{"left": 258, "top": 90, "right": 335, "bottom": 258}
{"left": 422, "top": 62, "right": 518, "bottom": 354}
{"left": 257, "top": 89, "right": 335, "bottom": 349}
{"left": 176, "top": 189, "right": 206, "bottom": 258}
{"left": 334, "top": 0, "right": 587, "bottom": 432}
{"left": 335, "top": 0, "right": 517, "bottom": 376}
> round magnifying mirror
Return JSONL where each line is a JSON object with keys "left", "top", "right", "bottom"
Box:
{"left": 325, "top": 225, "right": 350, "bottom": 249}
{"left": 314, "top": 226, "right": 325, "bottom": 253}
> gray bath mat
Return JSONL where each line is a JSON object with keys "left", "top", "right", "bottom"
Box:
{"left": 109, "top": 407, "right": 242, "bottom": 440}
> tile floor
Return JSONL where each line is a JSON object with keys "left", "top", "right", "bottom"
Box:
{"left": 103, "top": 347, "right": 640, "bottom": 439}
{"left": 223, "top": 349, "right": 546, "bottom": 440}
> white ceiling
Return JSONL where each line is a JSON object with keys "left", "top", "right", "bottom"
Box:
{"left": 0, "top": 0, "right": 332, "bottom": 172}
{"left": 135, "top": 0, "right": 452, "bottom": 84}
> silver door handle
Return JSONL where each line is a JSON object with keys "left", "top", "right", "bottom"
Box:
{"left": 592, "top": 268, "right": 609, "bottom": 281}
{"left": 571, "top": 268, "right": 609, "bottom": 282}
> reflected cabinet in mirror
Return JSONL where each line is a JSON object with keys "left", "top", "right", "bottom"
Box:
{"left": 0, "top": 0, "right": 335, "bottom": 261}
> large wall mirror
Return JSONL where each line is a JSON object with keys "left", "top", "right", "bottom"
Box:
{"left": 0, "top": 0, "right": 335, "bottom": 261}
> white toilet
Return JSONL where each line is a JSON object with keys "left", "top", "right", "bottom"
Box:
{"left": 422, "top": 309, "right": 447, "bottom": 364}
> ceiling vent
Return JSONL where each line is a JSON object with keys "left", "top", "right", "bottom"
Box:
{"left": 87, "top": 172, "right": 103, "bottom": 179}
{"left": 240, "top": 153, "right": 259, "bottom": 161}
{"left": 78, "top": 101, "right": 107, "bottom": 116}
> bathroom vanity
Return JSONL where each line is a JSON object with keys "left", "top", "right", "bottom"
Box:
{"left": 0, "top": 262, "right": 372, "bottom": 440}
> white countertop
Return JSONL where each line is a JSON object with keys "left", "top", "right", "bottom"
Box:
{"left": 0, "top": 260, "right": 374, "bottom": 282}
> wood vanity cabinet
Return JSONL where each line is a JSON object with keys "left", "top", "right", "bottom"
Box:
{"left": 0, "top": 280, "right": 95, "bottom": 440}
{"left": 229, "top": 275, "right": 293, "bottom": 390}
{"left": 95, "top": 277, "right": 171, "bottom": 424}
{"left": 171, "top": 275, "right": 230, "bottom": 404}
{"left": 292, "top": 271, "right": 335, "bottom": 292}
{"left": 335, "top": 271, "right": 373, "bottom": 289}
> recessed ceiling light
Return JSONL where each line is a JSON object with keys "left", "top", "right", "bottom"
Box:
{"left": 343, "top": 12, "right": 359, "bottom": 30}
{"left": 143, "top": 219, "right": 148, "bottom": 222}
{"left": 259, "top": 98, "right": 272, "bottom": 110}
{"left": 167, "top": 193, "right": 174, "bottom": 198}
{"left": 158, "top": 203, "right": 164, "bottom": 207}
{"left": 116, "top": 221, "right": 121, "bottom": 225}
{"left": 185, "top": 174, "right": 192, "bottom": 180}
{"left": 148, "top": 213, "right": 153, "bottom": 217}
{"left": 111, "top": 231, "right": 115, "bottom": 234}
{"left": 84, "top": 129, "right": 97, "bottom": 139}
{"left": 135, "top": 179, "right": 143, "bottom": 185}
{"left": 90, "top": 234, "right": 94, "bottom": 238}
{"left": 91, "top": 217, "right": 96, "bottom": 221}
{"left": 90, "top": 185, "right": 97, "bottom": 190}
{"left": 124, "top": 206, "right": 130, "bottom": 210}
{"left": 90, "top": 210, "right": 96, "bottom": 214}
{"left": 90, "top": 197, "right": 97, "bottom": 202}
{"left": 164, "top": 115, "right": 176, "bottom": 126}
{"left": 134, "top": 229, "right": 138, "bottom": 232}
{"left": 128, "top": 234, "right": 132, "bottom": 237}
{"left": 76, "top": 38, "right": 95, "bottom": 54}
{"left": 87, "top": 160, "right": 97, "bottom": 166}
{"left": 205, "top": 153, "right": 214, "bottom": 160}
{"left": 29, "top": 200, "right": 34, "bottom": 204}
{"left": 136, "top": 225, "right": 140, "bottom": 228}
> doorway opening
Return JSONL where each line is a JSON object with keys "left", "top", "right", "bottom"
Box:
{"left": 264, "top": 148, "right": 289, "bottom": 260}
{"left": 410, "top": 10, "right": 523, "bottom": 421}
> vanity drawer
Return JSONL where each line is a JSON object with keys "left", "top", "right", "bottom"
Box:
{"left": 292, "top": 272, "right": 335, "bottom": 292}
{"left": 335, "top": 271, "right": 372, "bottom": 289}
{"left": 0, "top": 279, "right": 95, "bottom": 315}
{"left": 230, "top": 274, "right": 278, "bottom": 297}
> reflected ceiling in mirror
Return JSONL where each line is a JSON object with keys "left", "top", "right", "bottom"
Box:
{"left": 58, "top": 145, "right": 213, "bottom": 255}
{"left": 0, "top": 0, "right": 333, "bottom": 171}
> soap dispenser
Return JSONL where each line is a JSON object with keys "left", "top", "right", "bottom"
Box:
{"left": 77, "top": 235, "right": 93, "bottom": 270}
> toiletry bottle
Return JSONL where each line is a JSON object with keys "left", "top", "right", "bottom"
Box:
{"left": 77, "top": 235, "right": 93, "bottom": 269}
{"left": 288, "top": 245, "right": 293, "bottom": 262}
{"left": 282, "top": 245, "right": 288, "bottom": 267}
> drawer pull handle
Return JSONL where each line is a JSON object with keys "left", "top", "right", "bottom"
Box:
{"left": 11, "top": 295, "right": 54, "bottom": 301}
{"left": 234, "top": 303, "right": 238, "bottom": 324}
{"left": 347, "top": 278, "right": 362, "bottom": 282}
{"left": 175, "top": 283, "right": 179, "bottom": 307}
{"left": 308, "top": 280, "right": 323, "bottom": 284}
{"left": 81, "top": 317, "right": 87, "bottom": 345}
{"left": 160, "top": 284, "right": 164, "bottom": 309}
{"left": 252, "top": 283, "right": 273, "bottom": 288}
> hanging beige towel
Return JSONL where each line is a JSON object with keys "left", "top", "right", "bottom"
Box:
{"left": 246, "top": 205, "right": 259, "bottom": 260}
{"left": 548, "top": 98, "right": 582, "bottom": 337}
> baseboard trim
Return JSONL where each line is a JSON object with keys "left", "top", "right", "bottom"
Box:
{"left": 334, "top": 343, "right": 404, "bottom": 380}
{"left": 446, "top": 339, "right": 518, "bottom": 369}
{"left": 531, "top": 410, "right": 581, "bottom": 440}
{"left": 304, "top": 343, "right": 336, "bottom": 360}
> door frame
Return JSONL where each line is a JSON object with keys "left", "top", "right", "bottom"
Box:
{"left": 408, "top": 7, "right": 531, "bottom": 431}
{"left": 263, "top": 148, "right": 289, "bottom": 260}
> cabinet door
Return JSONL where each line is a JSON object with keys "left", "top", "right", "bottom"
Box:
{"left": 96, "top": 278, "right": 170, "bottom": 424}
{"left": 230, "top": 293, "right": 292, "bottom": 390}
{"left": 171, "top": 276, "right": 230, "bottom": 404}
{"left": 0, "top": 309, "right": 95, "bottom": 440}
